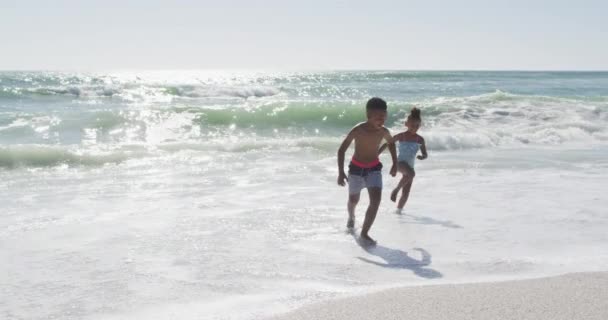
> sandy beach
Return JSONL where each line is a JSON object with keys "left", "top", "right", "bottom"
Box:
{"left": 269, "top": 272, "right": 608, "bottom": 320}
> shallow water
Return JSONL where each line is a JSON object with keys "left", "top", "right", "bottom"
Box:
{"left": 1, "top": 71, "right": 608, "bottom": 319}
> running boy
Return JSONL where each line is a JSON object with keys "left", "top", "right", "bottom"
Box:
{"left": 337, "top": 97, "right": 397, "bottom": 244}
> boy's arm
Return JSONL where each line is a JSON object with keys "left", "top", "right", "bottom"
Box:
{"left": 417, "top": 137, "right": 428, "bottom": 160}
{"left": 378, "top": 133, "right": 398, "bottom": 155}
{"left": 383, "top": 129, "right": 398, "bottom": 177}
{"left": 337, "top": 127, "right": 357, "bottom": 186}
{"left": 378, "top": 143, "right": 388, "bottom": 155}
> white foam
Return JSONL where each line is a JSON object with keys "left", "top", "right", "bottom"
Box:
{"left": 3, "top": 72, "right": 608, "bottom": 319}
{"left": 2, "top": 145, "right": 607, "bottom": 319}
{"left": 388, "top": 91, "right": 608, "bottom": 150}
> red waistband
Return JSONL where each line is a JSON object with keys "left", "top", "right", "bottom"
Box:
{"left": 351, "top": 156, "right": 380, "bottom": 169}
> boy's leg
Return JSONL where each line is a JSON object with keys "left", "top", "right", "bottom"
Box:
{"left": 361, "top": 187, "right": 381, "bottom": 243}
{"left": 347, "top": 174, "right": 364, "bottom": 228}
{"left": 347, "top": 193, "right": 360, "bottom": 228}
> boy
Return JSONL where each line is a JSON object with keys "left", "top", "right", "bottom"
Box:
{"left": 337, "top": 97, "right": 397, "bottom": 244}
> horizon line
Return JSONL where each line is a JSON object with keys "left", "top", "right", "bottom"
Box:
{"left": 1, "top": 68, "right": 607, "bottom": 73}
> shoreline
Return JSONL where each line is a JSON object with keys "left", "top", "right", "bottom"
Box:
{"left": 268, "top": 272, "right": 608, "bottom": 320}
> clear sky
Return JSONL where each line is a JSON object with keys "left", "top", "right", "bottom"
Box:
{"left": 1, "top": 0, "right": 606, "bottom": 70}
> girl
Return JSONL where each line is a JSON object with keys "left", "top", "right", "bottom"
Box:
{"left": 379, "top": 107, "right": 427, "bottom": 211}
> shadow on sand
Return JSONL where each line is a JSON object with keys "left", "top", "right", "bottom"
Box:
{"left": 396, "top": 212, "right": 463, "bottom": 229}
{"left": 355, "top": 239, "right": 443, "bottom": 279}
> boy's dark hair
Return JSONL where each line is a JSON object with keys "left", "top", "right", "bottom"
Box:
{"left": 409, "top": 107, "right": 421, "bottom": 121}
{"left": 366, "top": 97, "right": 387, "bottom": 112}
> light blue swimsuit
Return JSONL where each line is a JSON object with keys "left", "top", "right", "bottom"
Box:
{"left": 397, "top": 141, "right": 420, "bottom": 169}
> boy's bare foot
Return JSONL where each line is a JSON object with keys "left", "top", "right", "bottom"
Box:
{"left": 359, "top": 233, "right": 377, "bottom": 245}
{"left": 346, "top": 218, "right": 354, "bottom": 229}
{"left": 390, "top": 188, "right": 399, "bottom": 202}
{"left": 395, "top": 208, "right": 404, "bottom": 215}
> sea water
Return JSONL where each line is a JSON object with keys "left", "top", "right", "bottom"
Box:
{"left": 1, "top": 71, "right": 607, "bottom": 319}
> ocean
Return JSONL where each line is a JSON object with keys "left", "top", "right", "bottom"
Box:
{"left": 1, "top": 70, "right": 607, "bottom": 319}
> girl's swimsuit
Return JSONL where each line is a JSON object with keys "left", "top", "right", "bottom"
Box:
{"left": 397, "top": 140, "right": 420, "bottom": 169}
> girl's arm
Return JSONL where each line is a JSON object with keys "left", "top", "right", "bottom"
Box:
{"left": 417, "top": 137, "right": 428, "bottom": 160}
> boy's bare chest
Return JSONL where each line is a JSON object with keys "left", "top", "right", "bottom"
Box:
{"left": 354, "top": 132, "right": 384, "bottom": 147}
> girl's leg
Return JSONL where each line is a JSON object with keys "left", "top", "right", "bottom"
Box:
{"left": 397, "top": 179, "right": 413, "bottom": 210}
{"left": 390, "top": 174, "right": 407, "bottom": 202}
{"left": 397, "top": 165, "right": 415, "bottom": 210}
{"left": 390, "top": 163, "right": 413, "bottom": 202}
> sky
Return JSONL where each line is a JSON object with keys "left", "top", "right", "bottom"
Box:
{"left": 1, "top": 0, "right": 607, "bottom": 70}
